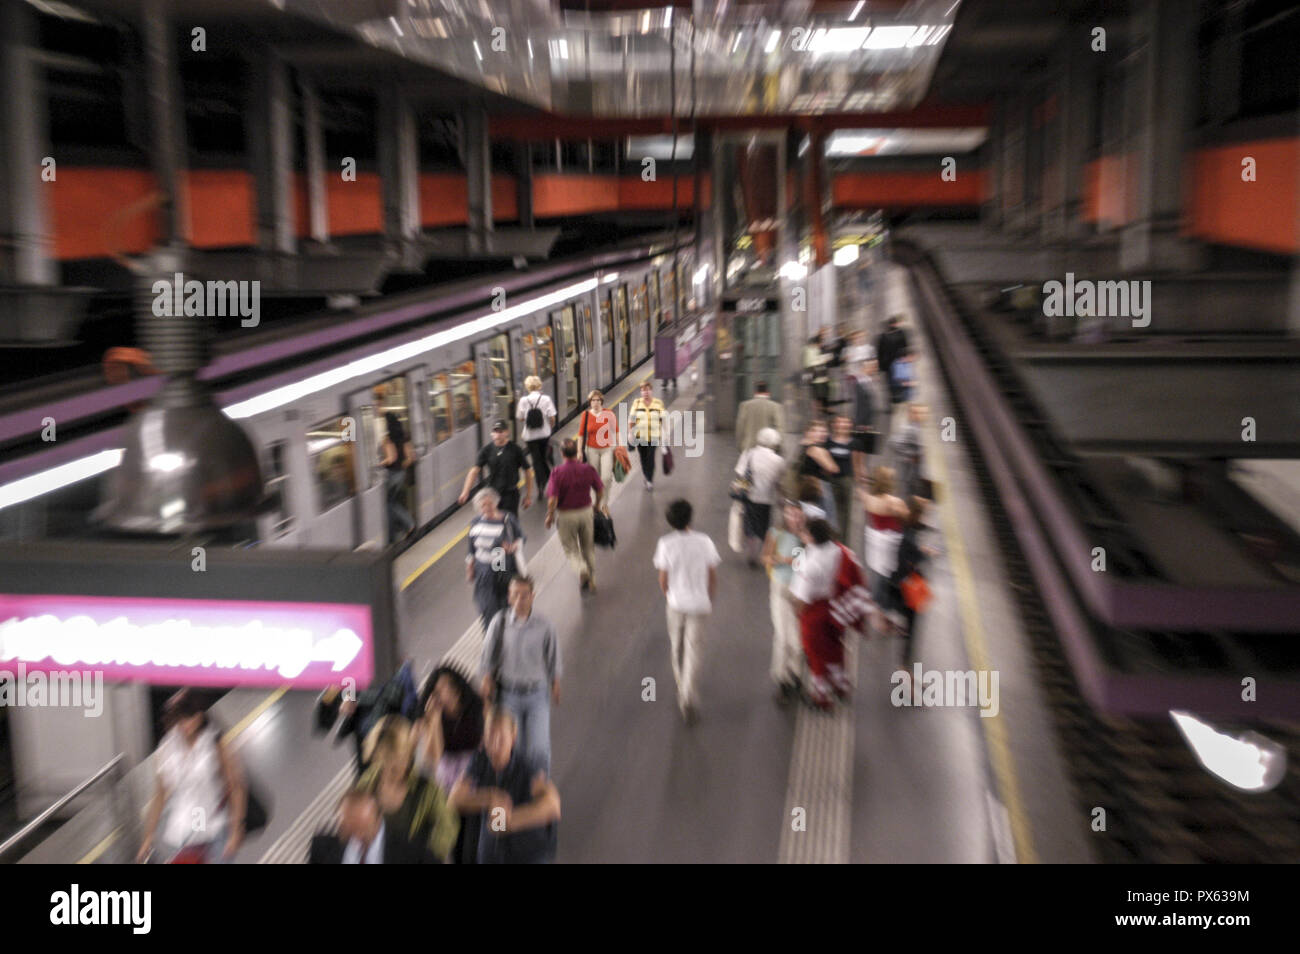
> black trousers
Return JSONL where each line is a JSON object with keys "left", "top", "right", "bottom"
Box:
{"left": 498, "top": 488, "right": 520, "bottom": 517}
{"left": 635, "top": 442, "right": 656, "bottom": 481}
{"left": 527, "top": 437, "right": 551, "bottom": 493}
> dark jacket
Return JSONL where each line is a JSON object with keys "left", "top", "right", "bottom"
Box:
{"left": 875, "top": 326, "right": 908, "bottom": 379}
{"left": 308, "top": 824, "right": 438, "bottom": 864}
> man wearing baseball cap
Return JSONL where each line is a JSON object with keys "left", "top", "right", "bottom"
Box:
{"left": 459, "top": 419, "right": 534, "bottom": 517}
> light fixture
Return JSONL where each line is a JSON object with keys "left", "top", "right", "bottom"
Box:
{"left": 833, "top": 245, "right": 860, "bottom": 267}
{"left": 863, "top": 25, "right": 918, "bottom": 49}
{"left": 779, "top": 261, "right": 808, "bottom": 281}
{"left": 1170, "top": 710, "right": 1287, "bottom": 793}
{"left": 849, "top": 1, "right": 865, "bottom": 21}
{"left": 765, "top": 29, "right": 781, "bottom": 53}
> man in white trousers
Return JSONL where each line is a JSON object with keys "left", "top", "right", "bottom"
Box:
{"left": 652, "top": 498, "right": 720, "bottom": 725}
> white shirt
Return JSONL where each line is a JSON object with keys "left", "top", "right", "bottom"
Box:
{"left": 517, "top": 392, "right": 556, "bottom": 441}
{"left": 342, "top": 821, "right": 386, "bottom": 864}
{"left": 789, "top": 540, "right": 841, "bottom": 604}
{"left": 156, "top": 726, "right": 228, "bottom": 848}
{"left": 653, "top": 530, "right": 721, "bottom": 615}
{"left": 736, "top": 446, "right": 785, "bottom": 505}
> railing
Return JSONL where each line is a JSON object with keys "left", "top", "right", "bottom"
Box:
{"left": 0, "top": 754, "right": 126, "bottom": 862}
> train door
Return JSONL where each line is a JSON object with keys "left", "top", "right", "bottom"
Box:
{"left": 404, "top": 366, "right": 437, "bottom": 527}
{"left": 631, "top": 279, "right": 649, "bottom": 362}
{"left": 255, "top": 435, "right": 302, "bottom": 548}
{"left": 475, "top": 332, "right": 516, "bottom": 440}
{"left": 371, "top": 375, "right": 419, "bottom": 542}
{"left": 521, "top": 316, "right": 557, "bottom": 411}
{"left": 577, "top": 300, "right": 596, "bottom": 402}
{"left": 598, "top": 290, "right": 615, "bottom": 389}
{"left": 427, "top": 358, "right": 481, "bottom": 513}
{"left": 554, "top": 305, "right": 581, "bottom": 418}
{"left": 343, "top": 391, "right": 384, "bottom": 548}
{"left": 648, "top": 270, "right": 662, "bottom": 337}
{"left": 615, "top": 283, "right": 631, "bottom": 378}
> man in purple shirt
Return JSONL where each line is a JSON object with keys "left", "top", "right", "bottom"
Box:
{"left": 545, "top": 438, "right": 606, "bottom": 595}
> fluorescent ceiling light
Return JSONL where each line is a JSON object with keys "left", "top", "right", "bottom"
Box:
{"left": 849, "top": 1, "right": 865, "bottom": 21}
{"left": 1170, "top": 710, "right": 1287, "bottom": 793}
{"left": 808, "top": 27, "right": 870, "bottom": 54}
{"left": 833, "top": 245, "right": 860, "bottom": 267}
{"left": 863, "top": 25, "right": 918, "bottom": 49}
{"left": 779, "top": 261, "right": 807, "bottom": 281}
{"left": 0, "top": 449, "right": 123, "bottom": 510}
{"left": 765, "top": 30, "right": 781, "bottom": 53}
{"left": 907, "top": 26, "right": 934, "bottom": 47}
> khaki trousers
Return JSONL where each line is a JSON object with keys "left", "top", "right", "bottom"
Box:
{"left": 666, "top": 607, "right": 706, "bottom": 709}
{"left": 556, "top": 507, "right": 596, "bottom": 584}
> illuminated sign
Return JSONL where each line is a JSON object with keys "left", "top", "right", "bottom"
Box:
{"left": 0, "top": 594, "right": 374, "bottom": 689}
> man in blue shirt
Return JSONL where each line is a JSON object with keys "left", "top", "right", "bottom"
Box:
{"left": 450, "top": 708, "right": 561, "bottom": 864}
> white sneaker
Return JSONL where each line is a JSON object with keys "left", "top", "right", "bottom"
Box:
{"left": 644, "top": 478, "right": 653, "bottom": 490}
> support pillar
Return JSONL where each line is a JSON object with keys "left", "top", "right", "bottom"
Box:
{"left": 141, "top": 0, "right": 188, "bottom": 246}
{"left": 1119, "top": 0, "right": 1205, "bottom": 272}
{"left": 463, "top": 106, "right": 492, "bottom": 254}
{"left": 0, "top": 0, "right": 55, "bottom": 286}
{"left": 514, "top": 141, "right": 534, "bottom": 229}
{"left": 1043, "top": 27, "right": 1097, "bottom": 242}
{"left": 378, "top": 83, "right": 420, "bottom": 253}
{"left": 300, "top": 78, "right": 330, "bottom": 246}
{"left": 248, "top": 50, "right": 295, "bottom": 255}
{"left": 981, "top": 104, "right": 1003, "bottom": 232}
{"left": 999, "top": 93, "right": 1029, "bottom": 233}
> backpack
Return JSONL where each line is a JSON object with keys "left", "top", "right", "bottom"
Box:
{"left": 524, "top": 394, "right": 545, "bottom": 431}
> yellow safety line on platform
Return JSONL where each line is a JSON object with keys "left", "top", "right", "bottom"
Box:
{"left": 925, "top": 424, "right": 1039, "bottom": 864}
{"left": 399, "top": 369, "right": 651, "bottom": 592}
{"left": 77, "top": 826, "right": 122, "bottom": 864}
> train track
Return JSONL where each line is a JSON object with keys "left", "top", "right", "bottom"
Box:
{"left": 898, "top": 244, "right": 1300, "bottom": 863}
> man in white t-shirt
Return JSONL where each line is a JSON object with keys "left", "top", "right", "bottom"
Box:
{"left": 652, "top": 498, "right": 721, "bottom": 725}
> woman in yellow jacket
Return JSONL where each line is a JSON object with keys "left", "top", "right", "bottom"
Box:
{"left": 629, "top": 378, "right": 669, "bottom": 490}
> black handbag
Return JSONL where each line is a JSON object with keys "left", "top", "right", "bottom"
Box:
{"left": 243, "top": 783, "right": 270, "bottom": 835}
{"left": 593, "top": 510, "right": 617, "bottom": 549}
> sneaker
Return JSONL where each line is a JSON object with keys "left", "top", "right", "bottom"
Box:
{"left": 644, "top": 479, "right": 654, "bottom": 491}
{"left": 579, "top": 576, "right": 590, "bottom": 594}
{"left": 681, "top": 702, "right": 698, "bottom": 725}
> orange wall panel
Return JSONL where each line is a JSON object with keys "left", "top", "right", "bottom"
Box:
{"left": 1187, "top": 139, "right": 1299, "bottom": 254}
{"left": 187, "top": 169, "right": 256, "bottom": 248}
{"left": 533, "top": 174, "right": 621, "bottom": 217}
{"left": 326, "top": 172, "right": 383, "bottom": 236}
{"left": 831, "top": 169, "right": 986, "bottom": 208}
{"left": 49, "top": 167, "right": 157, "bottom": 260}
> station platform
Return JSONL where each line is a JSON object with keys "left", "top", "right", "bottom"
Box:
{"left": 56, "top": 262, "right": 1089, "bottom": 866}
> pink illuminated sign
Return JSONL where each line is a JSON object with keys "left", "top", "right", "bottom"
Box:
{"left": 0, "top": 593, "right": 374, "bottom": 689}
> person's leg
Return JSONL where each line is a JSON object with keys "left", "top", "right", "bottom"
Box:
{"left": 832, "top": 478, "right": 852, "bottom": 541}
{"left": 799, "top": 610, "right": 832, "bottom": 709}
{"left": 600, "top": 448, "right": 615, "bottom": 487}
{"left": 666, "top": 606, "right": 686, "bottom": 700}
{"left": 499, "top": 489, "right": 520, "bottom": 518}
{"left": 556, "top": 510, "right": 587, "bottom": 580}
{"left": 520, "top": 687, "right": 551, "bottom": 774}
{"left": 529, "top": 438, "right": 550, "bottom": 491}
{"left": 637, "top": 442, "right": 655, "bottom": 485}
{"left": 679, "top": 612, "right": 703, "bottom": 710}
{"left": 769, "top": 581, "right": 791, "bottom": 687}
{"left": 578, "top": 510, "right": 596, "bottom": 585}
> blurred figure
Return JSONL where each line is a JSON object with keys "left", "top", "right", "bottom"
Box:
{"left": 890, "top": 496, "right": 934, "bottom": 678}
{"left": 891, "top": 402, "right": 929, "bottom": 501}
{"left": 314, "top": 661, "right": 420, "bottom": 777}
{"left": 845, "top": 330, "right": 873, "bottom": 368}
{"left": 889, "top": 348, "right": 919, "bottom": 435}
{"left": 465, "top": 487, "right": 525, "bottom": 629}
{"left": 517, "top": 375, "right": 556, "bottom": 492}
{"left": 827, "top": 416, "right": 857, "bottom": 542}
{"left": 847, "top": 360, "right": 884, "bottom": 479}
{"left": 479, "top": 576, "right": 561, "bottom": 773}
{"left": 579, "top": 390, "right": 618, "bottom": 488}
{"left": 629, "top": 378, "right": 668, "bottom": 490}
{"left": 450, "top": 707, "right": 561, "bottom": 864}
{"left": 652, "top": 499, "right": 721, "bottom": 725}
{"left": 862, "top": 465, "right": 908, "bottom": 632}
{"left": 357, "top": 717, "right": 460, "bottom": 863}
{"left": 797, "top": 419, "right": 840, "bottom": 531}
{"left": 874, "top": 314, "right": 909, "bottom": 388}
{"left": 308, "top": 787, "right": 436, "bottom": 864}
{"left": 138, "top": 690, "right": 245, "bottom": 863}
{"left": 762, "top": 499, "right": 807, "bottom": 706}
{"left": 413, "top": 666, "right": 485, "bottom": 864}
{"left": 382, "top": 411, "right": 416, "bottom": 543}
{"left": 735, "top": 380, "right": 785, "bottom": 452}
{"left": 546, "top": 438, "right": 605, "bottom": 595}
{"left": 734, "top": 427, "right": 785, "bottom": 566}
{"left": 803, "top": 333, "right": 832, "bottom": 413}
{"left": 459, "top": 420, "right": 534, "bottom": 518}
{"left": 789, "top": 518, "right": 870, "bottom": 711}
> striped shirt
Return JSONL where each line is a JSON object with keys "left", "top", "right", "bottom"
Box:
{"left": 467, "top": 512, "right": 524, "bottom": 566}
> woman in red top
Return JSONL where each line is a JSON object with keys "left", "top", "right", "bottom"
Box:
{"left": 580, "top": 389, "right": 619, "bottom": 489}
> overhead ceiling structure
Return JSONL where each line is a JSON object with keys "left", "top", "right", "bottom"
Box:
{"left": 281, "top": 0, "right": 965, "bottom": 116}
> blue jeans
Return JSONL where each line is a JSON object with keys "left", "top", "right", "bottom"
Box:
{"left": 497, "top": 684, "right": 551, "bottom": 774}
{"left": 386, "top": 468, "right": 414, "bottom": 541}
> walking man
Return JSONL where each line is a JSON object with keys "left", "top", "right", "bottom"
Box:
{"left": 652, "top": 499, "right": 721, "bottom": 724}
{"left": 478, "top": 576, "right": 561, "bottom": 773}
{"left": 459, "top": 420, "right": 534, "bottom": 517}
{"left": 735, "top": 380, "right": 785, "bottom": 452}
{"left": 545, "top": 438, "right": 605, "bottom": 594}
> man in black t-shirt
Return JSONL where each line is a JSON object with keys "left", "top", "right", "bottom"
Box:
{"left": 458, "top": 420, "right": 534, "bottom": 516}
{"left": 449, "top": 707, "right": 560, "bottom": 864}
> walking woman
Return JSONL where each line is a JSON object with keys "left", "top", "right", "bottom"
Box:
{"left": 797, "top": 419, "right": 840, "bottom": 532}
{"left": 358, "top": 717, "right": 460, "bottom": 863}
{"left": 579, "top": 389, "right": 619, "bottom": 488}
{"left": 413, "top": 666, "right": 485, "bottom": 863}
{"left": 517, "top": 375, "right": 556, "bottom": 492}
{"left": 736, "top": 427, "right": 785, "bottom": 565}
{"left": 827, "top": 415, "right": 857, "bottom": 542}
{"left": 138, "top": 690, "right": 246, "bottom": 863}
{"left": 890, "top": 496, "right": 933, "bottom": 675}
{"left": 762, "top": 499, "right": 806, "bottom": 705}
{"left": 862, "top": 465, "right": 908, "bottom": 632}
{"left": 465, "top": 487, "right": 525, "bottom": 628}
{"left": 629, "top": 378, "right": 668, "bottom": 490}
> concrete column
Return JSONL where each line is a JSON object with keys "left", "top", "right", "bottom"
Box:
{"left": 1119, "top": 0, "right": 1205, "bottom": 272}
{"left": 1000, "top": 93, "right": 1028, "bottom": 233}
{"left": 981, "top": 103, "right": 1003, "bottom": 232}
{"left": 141, "top": 0, "right": 188, "bottom": 246}
{"left": 378, "top": 83, "right": 420, "bottom": 250}
{"left": 463, "top": 106, "right": 492, "bottom": 254}
{"left": 514, "top": 141, "right": 534, "bottom": 229}
{"left": 300, "top": 78, "right": 329, "bottom": 245}
{"left": 248, "top": 50, "right": 295, "bottom": 255}
{"left": 0, "top": 0, "right": 55, "bottom": 285}
{"left": 1044, "top": 26, "right": 1097, "bottom": 241}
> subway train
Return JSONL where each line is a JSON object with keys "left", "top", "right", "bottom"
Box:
{"left": 0, "top": 237, "right": 699, "bottom": 550}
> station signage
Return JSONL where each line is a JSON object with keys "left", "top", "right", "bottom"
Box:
{"left": 0, "top": 541, "right": 395, "bottom": 690}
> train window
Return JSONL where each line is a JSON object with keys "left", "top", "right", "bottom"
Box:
{"left": 599, "top": 293, "right": 613, "bottom": 343}
{"left": 372, "top": 376, "right": 410, "bottom": 468}
{"left": 449, "top": 360, "right": 479, "bottom": 431}
{"left": 428, "top": 372, "right": 453, "bottom": 443}
{"left": 648, "top": 272, "right": 661, "bottom": 334}
{"left": 558, "top": 308, "right": 579, "bottom": 413}
{"left": 521, "top": 331, "right": 538, "bottom": 378}
{"left": 581, "top": 302, "right": 595, "bottom": 351}
{"left": 308, "top": 416, "right": 359, "bottom": 514}
{"left": 264, "top": 441, "right": 293, "bottom": 536}
{"left": 534, "top": 325, "right": 555, "bottom": 378}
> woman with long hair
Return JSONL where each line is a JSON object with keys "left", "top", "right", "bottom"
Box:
{"left": 358, "top": 716, "right": 460, "bottom": 863}
{"left": 413, "top": 666, "right": 486, "bottom": 863}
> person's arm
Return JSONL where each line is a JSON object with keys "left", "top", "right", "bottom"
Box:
{"left": 403, "top": 441, "right": 416, "bottom": 468}
{"left": 449, "top": 775, "right": 510, "bottom": 816}
{"left": 381, "top": 438, "right": 397, "bottom": 467}
{"left": 217, "top": 739, "right": 247, "bottom": 859}
{"left": 809, "top": 445, "right": 838, "bottom": 474}
{"left": 735, "top": 405, "right": 748, "bottom": 449}
{"left": 658, "top": 569, "right": 669, "bottom": 597}
{"left": 420, "top": 711, "right": 445, "bottom": 768}
{"left": 521, "top": 450, "right": 535, "bottom": 508}
{"left": 505, "top": 773, "right": 561, "bottom": 832}
{"left": 136, "top": 776, "right": 168, "bottom": 862}
{"left": 547, "top": 623, "right": 562, "bottom": 706}
{"left": 761, "top": 530, "right": 778, "bottom": 571}
{"left": 707, "top": 566, "right": 718, "bottom": 602}
{"left": 593, "top": 471, "right": 607, "bottom": 514}
{"left": 458, "top": 465, "right": 482, "bottom": 505}
{"left": 479, "top": 619, "right": 498, "bottom": 702}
